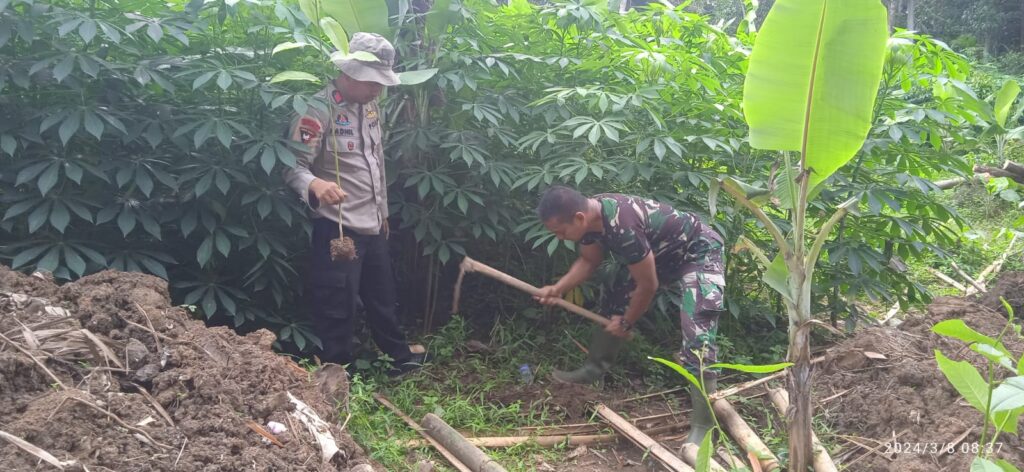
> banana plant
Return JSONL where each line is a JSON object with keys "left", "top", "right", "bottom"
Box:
{"left": 935, "top": 77, "right": 1024, "bottom": 161}
{"left": 982, "top": 79, "right": 1024, "bottom": 161}
{"left": 717, "top": 0, "right": 888, "bottom": 469}
{"left": 271, "top": 0, "right": 438, "bottom": 86}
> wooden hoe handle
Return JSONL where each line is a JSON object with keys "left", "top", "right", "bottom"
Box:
{"left": 459, "top": 256, "right": 615, "bottom": 330}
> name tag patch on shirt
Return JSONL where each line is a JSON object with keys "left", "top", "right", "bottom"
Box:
{"left": 334, "top": 128, "right": 355, "bottom": 136}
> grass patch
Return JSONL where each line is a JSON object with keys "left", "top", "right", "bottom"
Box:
{"left": 346, "top": 315, "right": 605, "bottom": 471}
{"left": 905, "top": 184, "right": 1023, "bottom": 299}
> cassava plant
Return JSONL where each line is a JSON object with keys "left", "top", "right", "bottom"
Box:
{"left": 718, "top": 0, "right": 889, "bottom": 469}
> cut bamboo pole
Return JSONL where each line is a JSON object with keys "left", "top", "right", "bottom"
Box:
{"left": 711, "top": 398, "right": 780, "bottom": 472}
{"left": 951, "top": 261, "right": 987, "bottom": 294}
{"left": 937, "top": 175, "right": 974, "bottom": 189}
{"left": 878, "top": 301, "right": 901, "bottom": 326}
{"left": 459, "top": 257, "right": 617, "bottom": 331}
{"left": 421, "top": 414, "right": 507, "bottom": 472}
{"left": 767, "top": 388, "right": 837, "bottom": 472}
{"left": 925, "top": 267, "right": 967, "bottom": 292}
{"left": 374, "top": 394, "right": 472, "bottom": 472}
{"left": 715, "top": 447, "right": 748, "bottom": 471}
{"left": 400, "top": 433, "right": 618, "bottom": 449}
{"left": 679, "top": 443, "right": 729, "bottom": 472}
{"left": 516, "top": 422, "right": 600, "bottom": 433}
{"left": 971, "top": 233, "right": 1019, "bottom": 293}
{"left": 401, "top": 419, "right": 689, "bottom": 449}
{"left": 593, "top": 404, "right": 693, "bottom": 472}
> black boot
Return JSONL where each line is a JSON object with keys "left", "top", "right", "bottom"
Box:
{"left": 552, "top": 329, "right": 625, "bottom": 386}
{"left": 686, "top": 375, "right": 718, "bottom": 444}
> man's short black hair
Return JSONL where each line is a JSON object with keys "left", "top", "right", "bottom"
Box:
{"left": 537, "top": 185, "right": 588, "bottom": 223}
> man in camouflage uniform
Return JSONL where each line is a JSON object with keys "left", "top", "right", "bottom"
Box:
{"left": 282, "top": 33, "right": 427, "bottom": 377}
{"left": 535, "top": 185, "right": 725, "bottom": 444}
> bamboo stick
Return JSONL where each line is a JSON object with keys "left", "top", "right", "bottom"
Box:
{"left": 711, "top": 399, "right": 780, "bottom": 472}
{"left": 679, "top": 443, "right": 729, "bottom": 472}
{"left": 951, "top": 261, "right": 987, "bottom": 293}
{"left": 402, "top": 420, "right": 689, "bottom": 449}
{"left": 399, "top": 433, "right": 618, "bottom": 448}
{"left": 459, "top": 257, "right": 616, "bottom": 330}
{"left": 245, "top": 420, "right": 285, "bottom": 447}
{"left": 420, "top": 414, "right": 507, "bottom": 472}
{"left": 878, "top": 301, "right": 901, "bottom": 325}
{"left": 516, "top": 422, "right": 600, "bottom": 433}
{"left": 593, "top": 404, "right": 694, "bottom": 472}
{"left": 767, "top": 388, "right": 837, "bottom": 472}
{"left": 925, "top": 267, "right": 967, "bottom": 292}
{"left": 715, "top": 447, "right": 749, "bottom": 471}
{"left": 973, "top": 233, "right": 1019, "bottom": 290}
{"left": 935, "top": 176, "right": 974, "bottom": 190}
{"left": 374, "top": 394, "right": 472, "bottom": 472}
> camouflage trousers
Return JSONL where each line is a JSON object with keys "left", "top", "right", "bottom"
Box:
{"left": 604, "top": 232, "right": 726, "bottom": 377}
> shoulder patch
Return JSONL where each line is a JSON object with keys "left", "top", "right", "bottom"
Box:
{"left": 300, "top": 117, "right": 321, "bottom": 133}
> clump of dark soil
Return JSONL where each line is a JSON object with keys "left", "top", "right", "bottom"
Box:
{"left": 980, "top": 271, "right": 1024, "bottom": 316}
{"left": 814, "top": 274, "right": 1024, "bottom": 472}
{"left": 0, "top": 266, "right": 376, "bottom": 471}
{"left": 330, "top": 237, "right": 357, "bottom": 261}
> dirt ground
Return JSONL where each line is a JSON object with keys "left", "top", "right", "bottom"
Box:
{"left": 810, "top": 285, "right": 1024, "bottom": 471}
{"left": 0, "top": 267, "right": 375, "bottom": 471}
{"left": 477, "top": 275, "right": 1024, "bottom": 471}
{"left": 3, "top": 264, "right": 1023, "bottom": 472}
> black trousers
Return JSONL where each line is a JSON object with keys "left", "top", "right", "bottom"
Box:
{"left": 308, "top": 218, "right": 412, "bottom": 365}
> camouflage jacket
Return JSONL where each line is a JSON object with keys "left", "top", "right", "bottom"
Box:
{"left": 580, "top": 193, "right": 723, "bottom": 279}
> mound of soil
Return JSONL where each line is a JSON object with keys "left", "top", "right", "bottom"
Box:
{"left": 0, "top": 267, "right": 375, "bottom": 471}
{"left": 815, "top": 276, "right": 1024, "bottom": 471}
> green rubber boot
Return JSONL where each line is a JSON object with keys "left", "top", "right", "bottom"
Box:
{"left": 686, "top": 375, "right": 718, "bottom": 444}
{"left": 552, "top": 329, "right": 625, "bottom": 386}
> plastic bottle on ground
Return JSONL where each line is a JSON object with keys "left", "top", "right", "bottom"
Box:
{"left": 518, "top": 364, "right": 534, "bottom": 385}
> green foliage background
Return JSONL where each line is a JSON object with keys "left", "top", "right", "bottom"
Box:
{"left": 0, "top": 0, "right": 1016, "bottom": 353}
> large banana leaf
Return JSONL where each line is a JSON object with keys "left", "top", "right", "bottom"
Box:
{"left": 742, "top": 0, "right": 888, "bottom": 191}
{"left": 994, "top": 79, "right": 1021, "bottom": 129}
{"left": 300, "top": 0, "right": 390, "bottom": 39}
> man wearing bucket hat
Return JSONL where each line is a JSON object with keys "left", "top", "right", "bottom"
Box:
{"left": 283, "top": 32, "right": 427, "bottom": 377}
